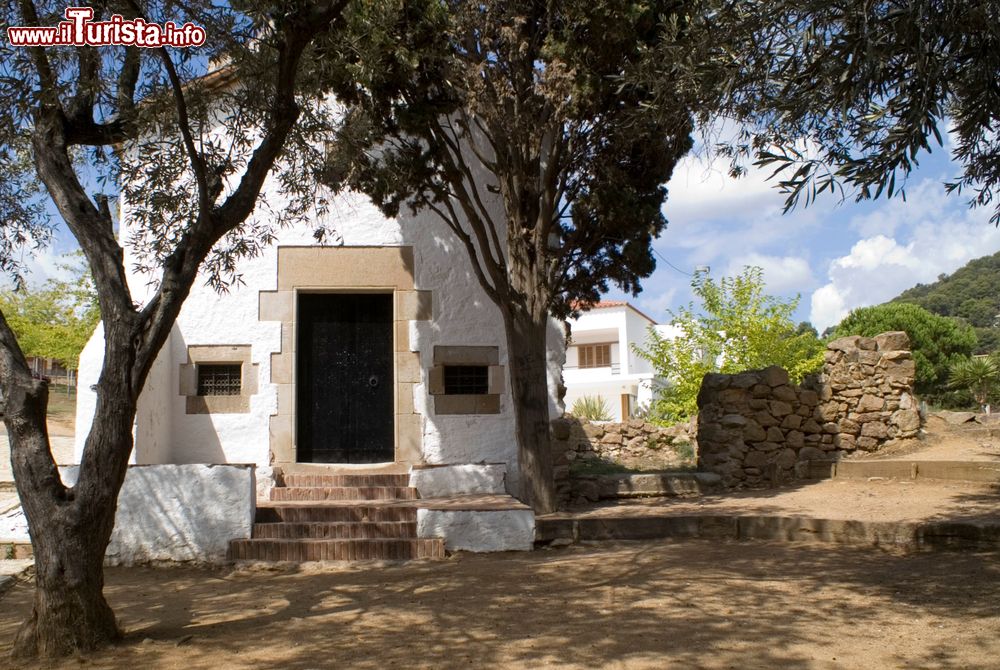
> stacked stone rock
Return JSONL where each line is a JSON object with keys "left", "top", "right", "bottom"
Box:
{"left": 697, "top": 331, "right": 920, "bottom": 488}
{"left": 550, "top": 416, "right": 695, "bottom": 503}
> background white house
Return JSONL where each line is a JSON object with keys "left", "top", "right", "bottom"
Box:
{"left": 563, "top": 301, "right": 680, "bottom": 421}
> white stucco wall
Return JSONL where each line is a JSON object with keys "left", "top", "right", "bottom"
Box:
{"left": 417, "top": 509, "right": 535, "bottom": 552}
{"left": 410, "top": 464, "right": 507, "bottom": 498}
{"left": 60, "top": 464, "right": 254, "bottom": 565}
{"left": 74, "top": 161, "right": 568, "bottom": 493}
{"left": 133, "top": 329, "right": 175, "bottom": 464}
{"left": 72, "top": 322, "right": 102, "bottom": 462}
{"left": 562, "top": 304, "right": 673, "bottom": 421}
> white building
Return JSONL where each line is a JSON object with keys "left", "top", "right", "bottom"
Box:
{"left": 563, "top": 301, "right": 679, "bottom": 421}
{"left": 74, "top": 157, "right": 565, "bottom": 510}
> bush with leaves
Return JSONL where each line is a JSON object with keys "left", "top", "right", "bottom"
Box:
{"left": 635, "top": 267, "right": 825, "bottom": 423}
{"left": 0, "top": 255, "right": 98, "bottom": 371}
{"left": 570, "top": 395, "right": 613, "bottom": 422}
{"left": 833, "top": 302, "right": 977, "bottom": 401}
{"left": 947, "top": 356, "right": 1000, "bottom": 412}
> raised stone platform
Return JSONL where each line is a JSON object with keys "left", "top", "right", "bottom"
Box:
{"left": 590, "top": 472, "right": 722, "bottom": 499}
{"left": 537, "top": 513, "right": 1000, "bottom": 551}
{"left": 803, "top": 459, "right": 1000, "bottom": 483}
{"left": 538, "top": 476, "right": 1000, "bottom": 551}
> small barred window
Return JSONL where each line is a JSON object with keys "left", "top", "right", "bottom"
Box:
{"left": 443, "top": 365, "right": 489, "bottom": 395}
{"left": 197, "top": 364, "right": 242, "bottom": 396}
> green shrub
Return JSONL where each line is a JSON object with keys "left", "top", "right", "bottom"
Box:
{"left": 833, "top": 302, "right": 977, "bottom": 400}
{"left": 570, "top": 395, "right": 613, "bottom": 421}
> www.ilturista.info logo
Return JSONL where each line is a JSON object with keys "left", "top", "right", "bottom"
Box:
{"left": 8, "top": 7, "right": 206, "bottom": 48}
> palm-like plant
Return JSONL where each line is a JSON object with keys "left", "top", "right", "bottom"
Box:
{"left": 948, "top": 357, "right": 1000, "bottom": 412}
{"left": 571, "top": 395, "right": 614, "bottom": 422}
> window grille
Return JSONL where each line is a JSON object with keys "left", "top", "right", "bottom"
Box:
{"left": 443, "top": 365, "right": 489, "bottom": 395}
{"left": 197, "top": 364, "right": 242, "bottom": 396}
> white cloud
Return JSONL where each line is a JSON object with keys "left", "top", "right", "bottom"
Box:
{"left": 725, "top": 253, "right": 815, "bottom": 296}
{"left": 636, "top": 286, "right": 679, "bottom": 321}
{"left": 0, "top": 235, "right": 79, "bottom": 289}
{"left": 809, "top": 180, "right": 1000, "bottom": 330}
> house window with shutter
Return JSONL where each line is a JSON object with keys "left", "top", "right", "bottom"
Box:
{"left": 578, "top": 343, "right": 611, "bottom": 368}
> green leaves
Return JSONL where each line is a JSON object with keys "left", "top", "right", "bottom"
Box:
{"left": 686, "top": 0, "right": 1000, "bottom": 225}
{"left": 635, "top": 266, "right": 825, "bottom": 423}
{"left": 833, "top": 301, "right": 977, "bottom": 399}
{"left": 317, "top": 0, "right": 695, "bottom": 315}
{"left": 570, "top": 395, "right": 614, "bottom": 421}
{"left": 947, "top": 355, "right": 1000, "bottom": 410}
{"left": 0, "top": 255, "right": 99, "bottom": 370}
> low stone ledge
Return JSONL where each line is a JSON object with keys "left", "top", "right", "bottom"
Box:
{"left": 409, "top": 463, "right": 507, "bottom": 498}
{"left": 417, "top": 508, "right": 534, "bottom": 552}
{"left": 536, "top": 513, "right": 1000, "bottom": 550}
{"left": 596, "top": 472, "right": 722, "bottom": 499}
{"left": 803, "top": 459, "right": 1000, "bottom": 484}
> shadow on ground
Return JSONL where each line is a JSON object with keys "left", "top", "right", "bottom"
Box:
{"left": 1, "top": 539, "right": 998, "bottom": 669}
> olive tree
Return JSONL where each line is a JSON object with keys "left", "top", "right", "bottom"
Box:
{"left": 321, "top": 0, "right": 696, "bottom": 512}
{"left": 0, "top": 1, "right": 351, "bottom": 658}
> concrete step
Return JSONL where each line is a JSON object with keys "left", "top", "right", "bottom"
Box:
{"left": 804, "top": 460, "right": 1000, "bottom": 483}
{"left": 252, "top": 521, "right": 418, "bottom": 540}
{"left": 256, "top": 503, "right": 418, "bottom": 524}
{"left": 592, "top": 472, "right": 722, "bottom": 499}
{"left": 281, "top": 473, "right": 410, "bottom": 488}
{"left": 227, "top": 537, "right": 445, "bottom": 562}
{"left": 270, "top": 486, "right": 419, "bottom": 502}
{"left": 537, "top": 513, "right": 1000, "bottom": 551}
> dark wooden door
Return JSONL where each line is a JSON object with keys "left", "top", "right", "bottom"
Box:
{"left": 296, "top": 293, "right": 394, "bottom": 463}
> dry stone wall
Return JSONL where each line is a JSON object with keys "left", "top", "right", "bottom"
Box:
{"left": 697, "top": 331, "right": 920, "bottom": 488}
{"left": 550, "top": 416, "right": 696, "bottom": 504}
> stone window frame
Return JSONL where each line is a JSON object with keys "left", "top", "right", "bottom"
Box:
{"left": 429, "top": 345, "right": 504, "bottom": 415}
{"left": 180, "top": 345, "right": 258, "bottom": 414}
{"left": 258, "top": 246, "right": 432, "bottom": 468}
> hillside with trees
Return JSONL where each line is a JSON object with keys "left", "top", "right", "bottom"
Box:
{"left": 892, "top": 250, "right": 1000, "bottom": 353}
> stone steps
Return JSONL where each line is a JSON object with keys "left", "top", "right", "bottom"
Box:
{"left": 281, "top": 473, "right": 410, "bottom": 488}
{"left": 252, "top": 521, "right": 418, "bottom": 540}
{"left": 230, "top": 471, "right": 445, "bottom": 562}
{"left": 537, "top": 513, "right": 1000, "bottom": 551}
{"left": 270, "top": 486, "right": 418, "bottom": 502}
{"left": 256, "top": 503, "right": 418, "bottom": 523}
{"left": 227, "top": 538, "right": 445, "bottom": 561}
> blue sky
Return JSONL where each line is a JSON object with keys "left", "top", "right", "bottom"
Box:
{"left": 23, "top": 126, "right": 1000, "bottom": 333}
{"left": 607, "top": 134, "right": 1000, "bottom": 331}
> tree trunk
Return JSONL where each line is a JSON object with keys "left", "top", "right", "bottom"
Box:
{"left": 8, "top": 342, "right": 138, "bottom": 659}
{"left": 501, "top": 303, "right": 557, "bottom": 515}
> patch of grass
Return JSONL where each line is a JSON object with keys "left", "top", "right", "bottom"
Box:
{"left": 569, "top": 459, "right": 633, "bottom": 476}
{"left": 672, "top": 440, "right": 695, "bottom": 463}
{"left": 45, "top": 384, "right": 77, "bottom": 422}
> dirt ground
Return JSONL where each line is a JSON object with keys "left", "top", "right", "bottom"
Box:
{"left": 860, "top": 414, "right": 1000, "bottom": 462}
{"left": 1, "top": 540, "right": 999, "bottom": 670}
{"left": 559, "top": 478, "right": 1000, "bottom": 525}
{"left": 1, "top": 412, "right": 999, "bottom": 668}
